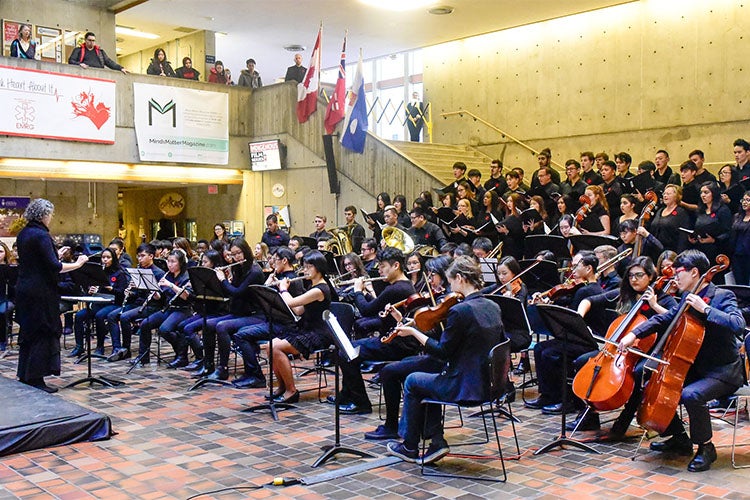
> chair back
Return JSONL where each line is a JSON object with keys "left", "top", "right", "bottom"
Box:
{"left": 488, "top": 338, "right": 512, "bottom": 402}
{"left": 328, "top": 302, "right": 357, "bottom": 338}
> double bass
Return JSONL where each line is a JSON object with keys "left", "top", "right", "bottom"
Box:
{"left": 572, "top": 268, "right": 674, "bottom": 411}
{"left": 636, "top": 255, "right": 730, "bottom": 433}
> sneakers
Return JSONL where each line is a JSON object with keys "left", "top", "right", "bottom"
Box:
{"left": 419, "top": 439, "right": 450, "bottom": 465}
{"left": 93, "top": 346, "right": 105, "bottom": 357}
{"left": 364, "top": 425, "right": 399, "bottom": 440}
{"left": 67, "top": 345, "right": 84, "bottom": 358}
{"left": 386, "top": 442, "right": 418, "bottom": 463}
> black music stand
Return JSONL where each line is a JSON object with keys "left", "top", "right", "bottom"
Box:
{"left": 312, "top": 310, "right": 375, "bottom": 467}
{"left": 62, "top": 296, "right": 123, "bottom": 388}
{"left": 568, "top": 234, "right": 619, "bottom": 253}
{"left": 534, "top": 304, "right": 600, "bottom": 455}
{"left": 68, "top": 262, "right": 116, "bottom": 363}
{"left": 0, "top": 264, "right": 17, "bottom": 350}
{"left": 124, "top": 268, "right": 164, "bottom": 373}
{"left": 524, "top": 235, "right": 569, "bottom": 262}
{"left": 479, "top": 258, "right": 498, "bottom": 285}
{"left": 187, "top": 267, "right": 232, "bottom": 391}
{"left": 242, "top": 285, "right": 300, "bottom": 420}
{"left": 518, "top": 259, "right": 560, "bottom": 294}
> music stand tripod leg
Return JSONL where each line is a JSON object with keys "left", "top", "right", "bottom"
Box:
{"left": 242, "top": 336, "right": 296, "bottom": 420}
{"left": 312, "top": 349, "right": 374, "bottom": 467}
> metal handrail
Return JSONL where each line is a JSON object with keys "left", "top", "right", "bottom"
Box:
{"left": 440, "top": 109, "right": 563, "bottom": 170}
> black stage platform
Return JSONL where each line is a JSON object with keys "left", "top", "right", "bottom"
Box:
{"left": 0, "top": 376, "right": 113, "bottom": 456}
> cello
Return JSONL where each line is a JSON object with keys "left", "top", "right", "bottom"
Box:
{"left": 636, "top": 255, "right": 730, "bottom": 433}
{"left": 572, "top": 267, "right": 674, "bottom": 411}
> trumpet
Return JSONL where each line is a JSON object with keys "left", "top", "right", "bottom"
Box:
{"left": 335, "top": 276, "right": 388, "bottom": 286}
{"left": 216, "top": 260, "right": 246, "bottom": 271}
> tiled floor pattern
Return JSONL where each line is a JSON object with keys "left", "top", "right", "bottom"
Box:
{"left": 0, "top": 343, "right": 748, "bottom": 499}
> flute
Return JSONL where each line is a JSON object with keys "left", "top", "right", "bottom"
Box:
{"left": 268, "top": 274, "right": 309, "bottom": 287}
{"left": 216, "top": 260, "right": 246, "bottom": 271}
{"left": 335, "top": 276, "right": 388, "bottom": 286}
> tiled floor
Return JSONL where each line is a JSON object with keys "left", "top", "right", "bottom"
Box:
{"left": 0, "top": 342, "right": 748, "bottom": 500}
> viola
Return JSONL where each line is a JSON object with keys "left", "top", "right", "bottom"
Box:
{"left": 572, "top": 266, "right": 674, "bottom": 411}
{"left": 633, "top": 190, "right": 658, "bottom": 257}
{"left": 574, "top": 195, "right": 592, "bottom": 227}
{"left": 488, "top": 259, "right": 543, "bottom": 297}
{"left": 636, "top": 255, "right": 730, "bottom": 433}
{"left": 380, "top": 292, "right": 463, "bottom": 344}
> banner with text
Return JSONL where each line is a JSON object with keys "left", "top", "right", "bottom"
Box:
{"left": 0, "top": 65, "right": 115, "bottom": 143}
{"left": 133, "top": 82, "right": 229, "bottom": 165}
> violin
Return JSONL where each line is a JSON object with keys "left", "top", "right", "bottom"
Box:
{"left": 532, "top": 278, "right": 586, "bottom": 303}
{"left": 380, "top": 292, "right": 463, "bottom": 343}
{"left": 488, "top": 259, "right": 543, "bottom": 297}
{"left": 574, "top": 195, "right": 592, "bottom": 227}
{"left": 572, "top": 266, "right": 674, "bottom": 411}
{"left": 633, "top": 190, "right": 658, "bottom": 257}
{"left": 637, "top": 254, "right": 730, "bottom": 433}
{"left": 378, "top": 292, "right": 431, "bottom": 318}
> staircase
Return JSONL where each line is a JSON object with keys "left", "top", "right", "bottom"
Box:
{"left": 386, "top": 141, "right": 494, "bottom": 185}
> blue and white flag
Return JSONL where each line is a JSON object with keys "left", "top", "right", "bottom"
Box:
{"left": 340, "top": 52, "right": 367, "bottom": 154}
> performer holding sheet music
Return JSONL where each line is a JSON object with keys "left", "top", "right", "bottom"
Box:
{"left": 107, "top": 243, "right": 166, "bottom": 362}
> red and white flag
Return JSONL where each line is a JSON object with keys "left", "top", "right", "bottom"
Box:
{"left": 297, "top": 26, "right": 322, "bottom": 123}
{"left": 324, "top": 32, "right": 346, "bottom": 134}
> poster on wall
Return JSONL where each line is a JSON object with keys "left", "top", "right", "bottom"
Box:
{"left": 133, "top": 82, "right": 229, "bottom": 165}
{"left": 36, "top": 26, "right": 62, "bottom": 63}
{"left": 2, "top": 20, "right": 21, "bottom": 57}
{"left": 264, "top": 205, "right": 291, "bottom": 232}
{"left": 0, "top": 65, "right": 116, "bottom": 143}
{"left": 0, "top": 196, "right": 30, "bottom": 237}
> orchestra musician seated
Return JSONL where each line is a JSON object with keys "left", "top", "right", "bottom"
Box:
{"left": 594, "top": 245, "right": 622, "bottom": 292}
{"left": 363, "top": 255, "right": 453, "bottom": 440}
{"left": 571, "top": 256, "right": 676, "bottom": 432}
{"left": 618, "top": 250, "right": 745, "bottom": 472}
{"left": 266, "top": 250, "right": 333, "bottom": 404}
{"left": 526, "top": 251, "right": 603, "bottom": 414}
{"left": 231, "top": 247, "right": 306, "bottom": 388}
{"left": 335, "top": 247, "right": 417, "bottom": 414}
{"left": 386, "top": 256, "right": 506, "bottom": 464}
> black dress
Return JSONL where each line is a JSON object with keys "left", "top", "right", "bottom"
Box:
{"left": 578, "top": 203, "right": 607, "bottom": 233}
{"left": 15, "top": 220, "right": 63, "bottom": 382}
{"left": 648, "top": 205, "right": 691, "bottom": 253}
{"left": 284, "top": 283, "right": 332, "bottom": 358}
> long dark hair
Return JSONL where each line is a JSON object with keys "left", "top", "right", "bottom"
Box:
{"left": 698, "top": 181, "right": 722, "bottom": 213}
{"left": 101, "top": 248, "right": 120, "bottom": 272}
{"left": 617, "top": 256, "right": 657, "bottom": 313}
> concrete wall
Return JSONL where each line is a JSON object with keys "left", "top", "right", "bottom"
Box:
{"left": 1, "top": 0, "right": 116, "bottom": 55}
{"left": 425, "top": 0, "right": 750, "bottom": 174}
{"left": 118, "top": 31, "right": 209, "bottom": 81}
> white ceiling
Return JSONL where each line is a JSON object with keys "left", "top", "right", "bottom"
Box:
{"left": 115, "top": 0, "right": 632, "bottom": 82}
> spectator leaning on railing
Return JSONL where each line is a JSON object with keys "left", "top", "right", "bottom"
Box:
{"left": 68, "top": 32, "right": 128, "bottom": 74}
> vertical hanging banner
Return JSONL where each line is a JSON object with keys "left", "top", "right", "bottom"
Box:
{"left": 133, "top": 82, "right": 229, "bottom": 165}
{"left": 0, "top": 65, "right": 115, "bottom": 143}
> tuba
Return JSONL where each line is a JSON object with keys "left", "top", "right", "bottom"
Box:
{"left": 414, "top": 244, "right": 439, "bottom": 257}
{"left": 381, "top": 226, "right": 415, "bottom": 253}
{"left": 324, "top": 227, "right": 353, "bottom": 256}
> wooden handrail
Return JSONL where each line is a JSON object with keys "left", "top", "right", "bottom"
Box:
{"left": 440, "top": 109, "right": 563, "bottom": 170}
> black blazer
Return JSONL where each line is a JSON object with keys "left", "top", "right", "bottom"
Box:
{"left": 422, "top": 292, "right": 506, "bottom": 403}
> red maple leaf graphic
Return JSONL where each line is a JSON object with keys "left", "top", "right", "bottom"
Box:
{"left": 71, "top": 90, "right": 111, "bottom": 130}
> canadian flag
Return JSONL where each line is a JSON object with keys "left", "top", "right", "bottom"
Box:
{"left": 324, "top": 33, "right": 346, "bottom": 134}
{"left": 297, "top": 27, "right": 322, "bottom": 123}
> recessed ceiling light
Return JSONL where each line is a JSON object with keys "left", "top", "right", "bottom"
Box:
{"left": 284, "top": 44, "right": 306, "bottom": 52}
{"left": 115, "top": 25, "right": 159, "bottom": 39}
{"left": 429, "top": 5, "right": 454, "bottom": 15}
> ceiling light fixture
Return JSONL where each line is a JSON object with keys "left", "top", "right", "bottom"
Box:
{"left": 284, "top": 44, "right": 306, "bottom": 52}
{"left": 115, "top": 25, "right": 160, "bottom": 40}
{"left": 429, "top": 5, "right": 454, "bottom": 15}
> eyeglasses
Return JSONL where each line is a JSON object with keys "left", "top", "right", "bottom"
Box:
{"left": 628, "top": 272, "right": 647, "bottom": 280}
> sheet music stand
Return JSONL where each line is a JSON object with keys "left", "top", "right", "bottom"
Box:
{"left": 479, "top": 258, "right": 498, "bottom": 285}
{"left": 518, "top": 259, "right": 560, "bottom": 294}
{"left": 62, "top": 295, "right": 123, "bottom": 388}
{"left": 187, "top": 267, "right": 232, "bottom": 391}
{"left": 0, "top": 265, "right": 18, "bottom": 349}
{"left": 124, "top": 268, "right": 165, "bottom": 372}
{"left": 568, "top": 234, "right": 619, "bottom": 253}
{"left": 68, "top": 262, "right": 116, "bottom": 363}
{"left": 242, "top": 285, "right": 301, "bottom": 420}
{"left": 312, "top": 310, "right": 375, "bottom": 467}
{"left": 533, "top": 304, "right": 600, "bottom": 455}
{"left": 524, "top": 235, "right": 569, "bottom": 262}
